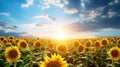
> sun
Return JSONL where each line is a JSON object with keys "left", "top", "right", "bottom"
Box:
{"left": 54, "top": 30, "right": 67, "bottom": 40}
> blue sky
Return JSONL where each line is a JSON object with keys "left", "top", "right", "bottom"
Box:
{"left": 0, "top": 0, "right": 120, "bottom": 38}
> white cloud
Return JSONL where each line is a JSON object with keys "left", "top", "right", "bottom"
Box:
{"left": 115, "top": 0, "right": 119, "bottom": 4}
{"left": 108, "top": 10, "right": 117, "bottom": 18}
{"left": 0, "top": 20, "right": 17, "bottom": 32}
{"left": 21, "top": 0, "right": 34, "bottom": 8}
{"left": 34, "top": 14, "right": 55, "bottom": 23}
{"left": 78, "top": 10, "right": 101, "bottom": 22}
{"left": 89, "top": 10, "right": 101, "bottom": 19}
{"left": 80, "top": 0, "right": 91, "bottom": 9}
{"left": 0, "top": 12, "right": 10, "bottom": 16}
{"left": 79, "top": 14, "right": 85, "bottom": 18}
{"left": 19, "top": 32, "right": 32, "bottom": 37}
{"left": 22, "top": 22, "right": 56, "bottom": 29}
{"left": 41, "top": 0, "right": 64, "bottom": 10}
{"left": 0, "top": 25, "right": 16, "bottom": 33}
{"left": 103, "top": 28, "right": 116, "bottom": 31}
{"left": 64, "top": 8, "right": 78, "bottom": 14}
{"left": 63, "top": 0, "right": 69, "bottom": 5}
{"left": 108, "top": 2, "right": 114, "bottom": 5}
{"left": 96, "top": 6, "right": 106, "bottom": 11}
{"left": 101, "top": 15, "right": 107, "bottom": 18}
{"left": 20, "top": 22, "right": 58, "bottom": 37}
{"left": 23, "top": 23, "right": 36, "bottom": 28}
{"left": 108, "top": 0, "right": 119, "bottom": 5}
{"left": 81, "top": 0, "right": 85, "bottom": 9}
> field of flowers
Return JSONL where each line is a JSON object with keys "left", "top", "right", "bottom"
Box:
{"left": 0, "top": 36, "right": 120, "bottom": 67}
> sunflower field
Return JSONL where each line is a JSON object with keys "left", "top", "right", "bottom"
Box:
{"left": 0, "top": 36, "right": 120, "bottom": 67}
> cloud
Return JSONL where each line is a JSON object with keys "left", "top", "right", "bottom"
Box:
{"left": 109, "top": 0, "right": 120, "bottom": 5}
{"left": 22, "top": 22, "right": 56, "bottom": 29}
{"left": 0, "top": 21, "right": 34, "bottom": 38}
{"left": 64, "top": 14, "right": 120, "bottom": 32}
{"left": 67, "top": 0, "right": 120, "bottom": 33}
{"left": 0, "top": 30, "right": 34, "bottom": 38}
{"left": 21, "top": 0, "right": 34, "bottom": 8}
{"left": 63, "top": 19, "right": 120, "bottom": 33}
{"left": 22, "top": 23, "right": 36, "bottom": 28}
{"left": 63, "top": 0, "right": 80, "bottom": 14}
{"left": 81, "top": 0, "right": 87, "bottom": 9}
{"left": 19, "top": 32, "right": 34, "bottom": 37}
{"left": 40, "top": 0, "right": 80, "bottom": 14}
{"left": 41, "top": 0, "right": 65, "bottom": 9}
{"left": 0, "top": 20, "right": 17, "bottom": 32}
{"left": 35, "top": 22, "right": 56, "bottom": 28}
{"left": 63, "top": 0, "right": 69, "bottom": 5}
{"left": 34, "top": 14, "right": 56, "bottom": 23}
{"left": 64, "top": 8, "right": 78, "bottom": 14}
{"left": 0, "top": 12, "right": 10, "bottom": 16}
{"left": 108, "top": 9, "right": 117, "bottom": 18}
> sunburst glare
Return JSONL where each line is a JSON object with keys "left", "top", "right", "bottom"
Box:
{"left": 54, "top": 30, "right": 67, "bottom": 40}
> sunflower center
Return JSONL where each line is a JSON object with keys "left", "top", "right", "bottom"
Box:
{"left": 9, "top": 50, "right": 18, "bottom": 58}
{"left": 78, "top": 45, "right": 84, "bottom": 52}
{"left": 35, "top": 42, "right": 41, "bottom": 47}
{"left": 4, "top": 40, "right": 7, "bottom": 43}
{"left": 9, "top": 39, "right": 13, "bottom": 43}
{"left": 20, "top": 42, "right": 27, "bottom": 48}
{"left": 1, "top": 38, "right": 4, "bottom": 41}
{"left": 9, "top": 37, "right": 13, "bottom": 40}
{"left": 102, "top": 40, "right": 107, "bottom": 45}
{"left": 118, "top": 41, "right": 120, "bottom": 44}
{"left": 16, "top": 40, "right": 19, "bottom": 43}
{"left": 58, "top": 45, "right": 67, "bottom": 53}
{"left": 7, "top": 43, "right": 12, "bottom": 47}
{"left": 47, "top": 61, "right": 61, "bottom": 67}
{"left": 86, "top": 42, "right": 91, "bottom": 47}
{"left": 95, "top": 42, "right": 100, "bottom": 47}
{"left": 74, "top": 42, "right": 79, "bottom": 47}
{"left": 111, "top": 50, "right": 119, "bottom": 57}
{"left": 48, "top": 43, "right": 53, "bottom": 48}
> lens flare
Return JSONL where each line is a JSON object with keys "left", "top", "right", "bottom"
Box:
{"left": 54, "top": 30, "right": 67, "bottom": 40}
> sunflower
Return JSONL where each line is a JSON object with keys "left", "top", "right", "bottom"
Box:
{"left": 109, "top": 47, "right": 120, "bottom": 60}
{"left": 0, "top": 43, "right": 3, "bottom": 50}
{"left": 6, "top": 43, "right": 12, "bottom": 47}
{"left": 8, "top": 39, "right": 13, "bottom": 43}
{"left": 8, "top": 36, "right": 14, "bottom": 40}
{"left": 73, "top": 40, "right": 80, "bottom": 49}
{"left": 14, "top": 39, "right": 19, "bottom": 44}
{"left": 33, "top": 40, "right": 41, "bottom": 49}
{"left": 117, "top": 39, "right": 120, "bottom": 46}
{"left": 56, "top": 44, "right": 68, "bottom": 54}
{"left": 46, "top": 42, "right": 54, "bottom": 50}
{"left": 101, "top": 38, "right": 109, "bottom": 47}
{"left": 117, "top": 37, "right": 120, "bottom": 40}
{"left": 0, "top": 36, "right": 5, "bottom": 42}
{"left": 36, "top": 37, "right": 40, "bottom": 40}
{"left": 17, "top": 40, "right": 28, "bottom": 50}
{"left": 40, "top": 54, "right": 68, "bottom": 67}
{"left": 5, "top": 46, "right": 21, "bottom": 62}
{"left": 78, "top": 45, "right": 85, "bottom": 52}
{"left": 3, "top": 39, "right": 8, "bottom": 44}
{"left": 94, "top": 40, "right": 102, "bottom": 48}
{"left": 86, "top": 40, "right": 92, "bottom": 47}
{"left": 47, "top": 39, "right": 52, "bottom": 43}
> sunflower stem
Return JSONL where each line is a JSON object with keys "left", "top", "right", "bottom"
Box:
{"left": 13, "top": 62, "right": 16, "bottom": 67}
{"left": 112, "top": 60, "right": 114, "bottom": 67}
{"left": 28, "top": 48, "right": 33, "bottom": 67}
{"left": 86, "top": 48, "right": 88, "bottom": 67}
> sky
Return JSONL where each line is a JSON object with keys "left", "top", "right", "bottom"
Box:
{"left": 0, "top": 0, "right": 120, "bottom": 38}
